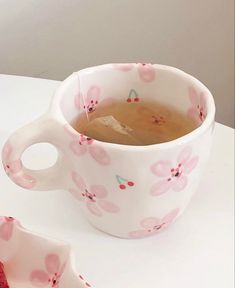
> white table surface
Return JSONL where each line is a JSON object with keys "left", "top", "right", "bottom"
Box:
{"left": 0, "top": 74, "right": 234, "bottom": 288}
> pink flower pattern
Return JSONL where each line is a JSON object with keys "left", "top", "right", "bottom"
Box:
{"left": 64, "top": 124, "right": 111, "bottom": 165}
{"left": 69, "top": 172, "right": 120, "bottom": 216}
{"left": 129, "top": 208, "right": 180, "bottom": 238}
{"left": 0, "top": 216, "right": 15, "bottom": 241}
{"left": 30, "top": 254, "right": 65, "bottom": 288}
{"left": 187, "top": 87, "right": 207, "bottom": 123}
{"left": 114, "top": 63, "right": 134, "bottom": 72}
{"left": 114, "top": 63, "right": 156, "bottom": 82}
{"left": 150, "top": 147, "right": 199, "bottom": 196}
{"left": 74, "top": 85, "right": 114, "bottom": 113}
{"left": 75, "top": 85, "right": 100, "bottom": 112}
{"left": 2, "top": 142, "right": 36, "bottom": 189}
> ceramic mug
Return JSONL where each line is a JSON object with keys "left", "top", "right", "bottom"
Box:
{"left": 2, "top": 64, "right": 215, "bottom": 238}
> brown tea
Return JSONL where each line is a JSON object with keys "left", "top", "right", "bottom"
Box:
{"left": 71, "top": 101, "right": 198, "bottom": 145}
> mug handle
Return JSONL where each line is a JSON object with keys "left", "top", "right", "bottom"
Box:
{"left": 2, "top": 114, "right": 68, "bottom": 191}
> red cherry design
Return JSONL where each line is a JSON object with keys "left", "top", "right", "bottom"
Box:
{"left": 127, "top": 98, "right": 132, "bottom": 103}
{"left": 127, "top": 181, "right": 134, "bottom": 186}
{"left": 134, "top": 97, "right": 139, "bottom": 102}
{"left": 119, "top": 184, "right": 126, "bottom": 190}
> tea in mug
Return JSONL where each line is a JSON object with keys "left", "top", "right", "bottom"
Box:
{"left": 72, "top": 101, "right": 198, "bottom": 145}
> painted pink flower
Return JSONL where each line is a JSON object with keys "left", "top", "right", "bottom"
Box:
{"left": 0, "top": 217, "right": 15, "bottom": 241}
{"left": 75, "top": 85, "right": 100, "bottom": 113}
{"left": 74, "top": 85, "right": 114, "bottom": 113}
{"left": 113, "top": 63, "right": 134, "bottom": 72}
{"left": 188, "top": 87, "right": 207, "bottom": 123}
{"left": 150, "top": 147, "right": 199, "bottom": 196}
{"left": 114, "top": 63, "right": 155, "bottom": 82}
{"left": 2, "top": 142, "right": 36, "bottom": 189}
{"left": 64, "top": 125, "right": 111, "bottom": 165}
{"left": 129, "top": 208, "right": 180, "bottom": 238}
{"left": 30, "top": 254, "right": 65, "bottom": 288}
{"left": 137, "top": 63, "right": 155, "bottom": 82}
{"left": 69, "top": 172, "right": 119, "bottom": 217}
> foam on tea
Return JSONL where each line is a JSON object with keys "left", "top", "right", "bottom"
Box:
{"left": 71, "top": 101, "right": 198, "bottom": 145}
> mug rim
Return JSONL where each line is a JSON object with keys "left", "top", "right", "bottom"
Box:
{"left": 51, "top": 63, "right": 216, "bottom": 151}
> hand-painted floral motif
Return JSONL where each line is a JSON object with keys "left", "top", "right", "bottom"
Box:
{"left": 30, "top": 254, "right": 65, "bottom": 288}
{"left": 75, "top": 85, "right": 100, "bottom": 113}
{"left": 188, "top": 87, "right": 207, "bottom": 123}
{"left": 2, "top": 142, "right": 36, "bottom": 189}
{"left": 152, "top": 115, "right": 166, "bottom": 125}
{"left": 69, "top": 172, "right": 119, "bottom": 216}
{"left": 64, "top": 124, "right": 110, "bottom": 165}
{"left": 114, "top": 63, "right": 155, "bottom": 82}
{"left": 74, "top": 85, "right": 114, "bottom": 113}
{"left": 150, "top": 147, "right": 199, "bottom": 196}
{"left": 113, "top": 63, "right": 134, "bottom": 72}
{"left": 129, "top": 208, "right": 180, "bottom": 238}
{"left": 0, "top": 216, "right": 16, "bottom": 241}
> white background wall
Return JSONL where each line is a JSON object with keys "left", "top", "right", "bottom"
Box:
{"left": 0, "top": 0, "right": 234, "bottom": 127}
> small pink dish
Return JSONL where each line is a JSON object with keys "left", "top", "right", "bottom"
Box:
{"left": 0, "top": 216, "right": 91, "bottom": 288}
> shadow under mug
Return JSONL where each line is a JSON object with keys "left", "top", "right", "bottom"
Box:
{"left": 2, "top": 64, "right": 215, "bottom": 238}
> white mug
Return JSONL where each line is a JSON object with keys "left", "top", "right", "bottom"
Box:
{"left": 2, "top": 64, "right": 215, "bottom": 238}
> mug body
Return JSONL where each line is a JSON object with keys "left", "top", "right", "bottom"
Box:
{"left": 2, "top": 64, "right": 215, "bottom": 238}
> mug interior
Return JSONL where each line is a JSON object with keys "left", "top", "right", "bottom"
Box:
{"left": 57, "top": 63, "right": 215, "bottom": 138}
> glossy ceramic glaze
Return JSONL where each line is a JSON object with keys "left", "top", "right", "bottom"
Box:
{"left": 2, "top": 64, "right": 215, "bottom": 238}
